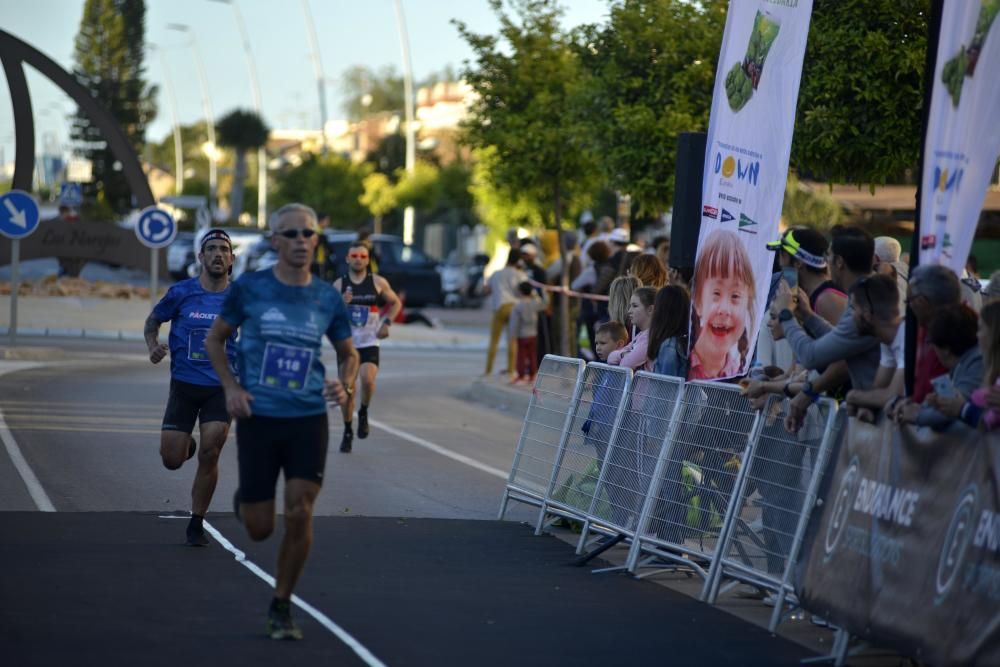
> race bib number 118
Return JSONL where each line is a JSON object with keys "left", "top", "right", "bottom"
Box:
{"left": 260, "top": 343, "right": 313, "bottom": 392}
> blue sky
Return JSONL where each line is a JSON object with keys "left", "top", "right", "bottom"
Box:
{"left": 0, "top": 0, "right": 610, "bottom": 165}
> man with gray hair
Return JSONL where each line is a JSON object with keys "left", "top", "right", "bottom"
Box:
{"left": 206, "top": 202, "right": 359, "bottom": 640}
{"left": 905, "top": 264, "right": 961, "bottom": 402}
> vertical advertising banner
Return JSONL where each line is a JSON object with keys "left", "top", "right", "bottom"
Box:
{"left": 919, "top": 1, "right": 1000, "bottom": 274}
{"left": 688, "top": 0, "right": 813, "bottom": 381}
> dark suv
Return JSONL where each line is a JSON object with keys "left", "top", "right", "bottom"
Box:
{"left": 325, "top": 233, "right": 443, "bottom": 307}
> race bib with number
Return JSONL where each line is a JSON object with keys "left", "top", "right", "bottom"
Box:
{"left": 187, "top": 328, "right": 209, "bottom": 362}
{"left": 259, "top": 343, "right": 313, "bottom": 392}
{"left": 348, "top": 305, "right": 371, "bottom": 327}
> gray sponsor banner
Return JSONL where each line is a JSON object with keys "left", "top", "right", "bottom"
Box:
{"left": 0, "top": 218, "right": 166, "bottom": 278}
{"left": 795, "top": 417, "right": 1000, "bottom": 666}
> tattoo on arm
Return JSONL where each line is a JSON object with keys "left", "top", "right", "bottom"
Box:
{"left": 144, "top": 315, "right": 161, "bottom": 345}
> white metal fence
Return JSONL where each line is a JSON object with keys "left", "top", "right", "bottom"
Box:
{"left": 500, "top": 355, "right": 844, "bottom": 632}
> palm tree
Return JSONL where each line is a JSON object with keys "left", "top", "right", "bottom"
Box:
{"left": 216, "top": 109, "right": 269, "bottom": 222}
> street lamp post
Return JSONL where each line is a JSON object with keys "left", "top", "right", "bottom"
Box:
{"left": 167, "top": 23, "right": 218, "bottom": 213}
{"left": 299, "top": 0, "right": 328, "bottom": 154}
{"left": 392, "top": 0, "right": 416, "bottom": 245}
{"left": 151, "top": 44, "right": 184, "bottom": 195}
{"left": 208, "top": 0, "right": 267, "bottom": 228}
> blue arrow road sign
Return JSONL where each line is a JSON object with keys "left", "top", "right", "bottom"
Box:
{"left": 0, "top": 190, "right": 40, "bottom": 240}
{"left": 59, "top": 182, "right": 83, "bottom": 207}
{"left": 135, "top": 206, "right": 177, "bottom": 249}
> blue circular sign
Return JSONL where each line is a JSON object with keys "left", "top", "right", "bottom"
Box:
{"left": 135, "top": 206, "right": 177, "bottom": 249}
{"left": 0, "top": 190, "right": 41, "bottom": 240}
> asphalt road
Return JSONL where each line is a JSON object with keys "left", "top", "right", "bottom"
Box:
{"left": 0, "top": 339, "right": 533, "bottom": 522}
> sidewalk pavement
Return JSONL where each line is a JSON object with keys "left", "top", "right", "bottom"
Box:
{"left": 0, "top": 296, "right": 487, "bottom": 351}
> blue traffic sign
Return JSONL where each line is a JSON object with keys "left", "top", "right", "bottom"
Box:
{"left": 59, "top": 182, "right": 83, "bottom": 207}
{"left": 135, "top": 206, "right": 177, "bottom": 249}
{"left": 0, "top": 190, "right": 40, "bottom": 239}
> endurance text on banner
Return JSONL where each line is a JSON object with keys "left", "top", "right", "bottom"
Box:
{"left": 919, "top": 1, "right": 1000, "bottom": 274}
{"left": 688, "top": 0, "right": 813, "bottom": 381}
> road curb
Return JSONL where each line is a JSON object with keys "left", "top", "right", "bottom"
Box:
{"left": 463, "top": 378, "right": 532, "bottom": 418}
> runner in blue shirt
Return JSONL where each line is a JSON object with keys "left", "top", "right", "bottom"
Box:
{"left": 144, "top": 229, "right": 237, "bottom": 547}
{"left": 206, "top": 203, "right": 359, "bottom": 641}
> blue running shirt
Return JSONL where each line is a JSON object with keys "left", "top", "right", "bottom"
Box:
{"left": 220, "top": 269, "right": 352, "bottom": 418}
{"left": 152, "top": 277, "right": 238, "bottom": 386}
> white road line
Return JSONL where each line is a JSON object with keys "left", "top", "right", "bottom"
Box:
{"left": 0, "top": 363, "right": 56, "bottom": 511}
{"left": 368, "top": 417, "right": 508, "bottom": 480}
{"left": 200, "top": 520, "right": 387, "bottom": 667}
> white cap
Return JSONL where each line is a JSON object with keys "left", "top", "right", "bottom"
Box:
{"left": 608, "top": 228, "right": 629, "bottom": 245}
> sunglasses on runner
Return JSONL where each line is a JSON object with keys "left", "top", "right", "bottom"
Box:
{"left": 277, "top": 228, "right": 317, "bottom": 239}
{"left": 348, "top": 252, "right": 369, "bottom": 259}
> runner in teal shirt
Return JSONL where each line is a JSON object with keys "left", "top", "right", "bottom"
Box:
{"left": 206, "top": 203, "right": 359, "bottom": 641}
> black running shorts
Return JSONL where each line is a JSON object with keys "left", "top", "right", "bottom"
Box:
{"left": 236, "top": 413, "right": 329, "bottom": 503}
{"left": 358, "top": 346, "right": 380, "bottom": 367}
{"left": 162, "top": 379, "right": 231, "bottom": 433}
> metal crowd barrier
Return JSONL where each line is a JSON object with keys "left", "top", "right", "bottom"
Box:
{"left": 625, "top": 381, "right": 762, "bottom": 581}
{"left": 499, "top": 358, "right": 844, "bottom": 634}
{"left": 533, "top": 363, "right": 633, "bottom": 534}
{"left": 702, "top": 395, "right": 841, "bottom": 623}
{"left": 578, "top": 372, "right": 686, "bottom": 552}
{"left": 498, "top": 355, "right": 584, "bottom": 519}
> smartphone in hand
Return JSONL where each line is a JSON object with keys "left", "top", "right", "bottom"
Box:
{"left": 782, "top": 266, "right": 798, "bottom": 290}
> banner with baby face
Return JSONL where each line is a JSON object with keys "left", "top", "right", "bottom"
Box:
{"left": 918, "top": 0, "right": 1000, "bottom": 275}
{"left": 688, "top": 0, "right": 813, "bottom": 381}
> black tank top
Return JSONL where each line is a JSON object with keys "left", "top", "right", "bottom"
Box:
{"left": 340, "top": 271, "right": 381, "bottom": 308}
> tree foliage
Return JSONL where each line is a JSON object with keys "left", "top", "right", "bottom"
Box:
{"left": 273, "top": 154, "right": 370, "bottom": 229}
{"left": 216, "top": 108, "right": 269, "bottom": 222}
{"left": 574, "top": 0, "right": 726, "bottom": 216}
{"left": 71, "top": 0, "right": 157, "bottom": 214}
{"left": 340, "top": 65, "right": 405, "bottom": 120}
{"left": 792, "top": 0, "right": 929, "bottom": 187}
{"left": 782, "top": 173, "right": 845, "bottom": 231}
{"left": 455, "top": 0, "right": 600, "bottom": 231}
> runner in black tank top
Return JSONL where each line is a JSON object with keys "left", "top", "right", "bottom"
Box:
{"left": 332, "top": 240, "right": 402, "bottom": 452}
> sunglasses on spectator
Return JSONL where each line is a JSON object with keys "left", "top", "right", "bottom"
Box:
{"left": 348, "top": 252, "right": 369, "bottom": 259}
{"left": 277, "top": 228, "right": 317, "bottom": 239}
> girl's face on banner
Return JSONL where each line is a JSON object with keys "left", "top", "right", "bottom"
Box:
{"left": 696, "top": 275, "right": 749, "bottom": 359}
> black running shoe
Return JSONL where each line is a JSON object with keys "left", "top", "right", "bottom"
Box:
{"left": 187, "top": 437, "right": 197, "bottom": 461}
{"left": 339, "top": 431, "right": 353, "bottom": 453}
{"left": 186, "top": 519, "right": 209, "bottom": 547}
{"left": 357, "top": 409, "right": 369, "bottom": 439}
{"left": 267, "top": 599, "right": 303, "bottom": 640}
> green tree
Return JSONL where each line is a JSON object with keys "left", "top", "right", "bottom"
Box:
{"left": 469, "top": 146, "right": 546, "bottom": 246}
{"left": 341, "top": 65, "right": 405, "bottom": 120}
{"left": 70, "top": 0, "right": 157, "bottom": 214}
{"left": 792, "top": 0, "right": 929, "bottom": 187}
{"left": 360, "top": 172, "right": 398, "bottom": 234}
{"left": 456, "top": 0, "right": 601, "bottom": 353}
{"left": 782, "top": 174, "right": 845, "bottom": 231}
{"left": 216, "top": 109, "right": 269, "bottom": 222}
{"left": 574, "top": 0, "right": 725, "bottom": 216}
{"left": 272, "top": 153, "right": 370, "bottom": 229}
{"left": 150, "top": 121, "right": 214, "bottom": 185}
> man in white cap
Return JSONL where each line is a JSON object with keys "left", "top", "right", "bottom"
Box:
{"left": 873, "top": 236, "right": 907, "bottom": 310}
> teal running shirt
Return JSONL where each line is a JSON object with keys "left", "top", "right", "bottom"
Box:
{"left": 220, "top": 269, "right": 351, "bottom": 417}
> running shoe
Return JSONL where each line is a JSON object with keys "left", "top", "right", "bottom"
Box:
{"left": 357, "top": 409, "right": 369, "bottom": 439}
{"left": 339, "top": 431, "right": 353, "bottom": 453}
{"left": 186, "top": 520, "right": 209, "bottom": 547}
{"left": 267, "top": 599, "right": 303, "bottom": 640}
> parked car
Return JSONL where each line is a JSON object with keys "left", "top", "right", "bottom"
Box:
{"left": 326, "top": 233, "right": 443, "bottom": 307}
{"left": 167, "top": 232, "right": 196, "bottom": 280}
{"left": 441, "top": 251, "right": 489, "bottom": 308}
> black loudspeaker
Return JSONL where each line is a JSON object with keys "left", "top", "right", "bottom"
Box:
{"left": 669, "top": 131, "right": 707, "bottom": 271}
